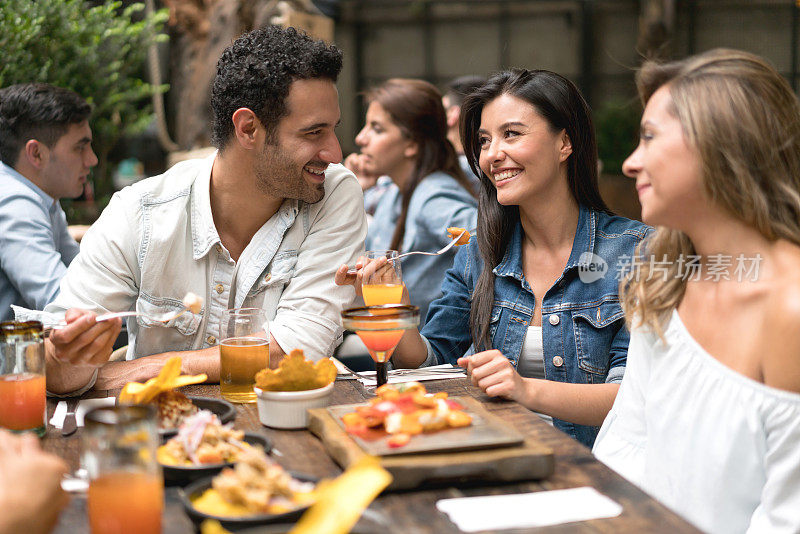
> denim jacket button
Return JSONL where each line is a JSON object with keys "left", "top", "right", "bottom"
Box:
{"left": 552, "top": 355, "right": 564, "bottom": 367}
{"left": 215, "top": 284, "right": 224, "bottom": 294}
{"left": 548, "top": 314, "right": 560, "bottom": 326}
{"left": 207, "top": 335, "right": 216, "bottom": 345}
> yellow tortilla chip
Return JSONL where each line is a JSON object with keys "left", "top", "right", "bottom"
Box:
{"left": 118, "top": 356, "right": 207, "bottom": 404}
{"left": 255, "top": 349, "right": 336, "bottom": 392}
{"left": 290, "top": 456, "right": 391, "bottom": 534}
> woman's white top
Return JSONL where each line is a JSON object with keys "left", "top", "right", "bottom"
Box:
{"left": 593, "top": 310, "right": 800, "bottom": 533}
{"left": 516, "top": 326, "right": 553, "bottom": 425}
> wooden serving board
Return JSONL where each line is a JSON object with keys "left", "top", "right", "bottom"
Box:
{"left": 308, "top": 397, "right": 554, "bottom": 491}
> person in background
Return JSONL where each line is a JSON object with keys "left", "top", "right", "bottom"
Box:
{"left": 338, "top": 79, "right": 477, "bottom": 324}
{"left": 359, "top": 69, "right": 648, "bottom": 447}
{"left": 0, "top": 83, "right": 97, "bottom": 322}
{"left": 593, "top": 49, "right": 800, "bottom": 533}
{"left": 443, "top": 75, "right": 487, "bottom": 191}
{"left": 0, "top": 429, "right": 69, "bottom": 534}
{"left": 18, "top": 26, "right": 367, "bottom": 395}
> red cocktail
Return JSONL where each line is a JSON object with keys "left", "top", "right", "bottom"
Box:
{"left": 341, "top": 305, "right": 420, "bottom": 386}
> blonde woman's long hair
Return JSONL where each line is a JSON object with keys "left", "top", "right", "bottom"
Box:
{"left": 621, "top": 48, "right": 800, "bottom": 335}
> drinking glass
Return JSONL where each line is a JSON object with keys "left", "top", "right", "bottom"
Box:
{"left": 83, "top": 405, "right": 163, "bottom": 534}
{"left": 0, "top": 321, "right": 46, "bottom": 436}
{"left": 220, "top": 308, "right": 269, "bottom": 403}
{"left": 341, "top": 305, "right": 420, "bottom": 387}
{"left": 361, "top": 250, "right": 404, "bottom": 306}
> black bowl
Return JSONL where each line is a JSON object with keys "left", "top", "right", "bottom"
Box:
{"left": 159, "top": 431, "right": 271, "bottom": 485}
{"left": 179, "top": 473, "right": 317, "bottom": 530}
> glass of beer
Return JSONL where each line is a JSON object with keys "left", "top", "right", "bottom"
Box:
{"left": 220, "top": 308, "right": 269, "bottom": 403}
{"left": 361, "top": 250, "right": 404, "bottom": 306}
{"left": 83, "top": 405, "right": 163, "bottom": 534}
{"left": 0, "top": 321, "right": 46, "bottom": 436}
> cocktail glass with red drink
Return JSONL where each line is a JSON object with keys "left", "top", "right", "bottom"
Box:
{"left": 0, "top": 321, "right": 46, "bottom": 436}
{"left": 341, "top": 305, "right": 420, "bottom": 387}
{"left": 82, "top": 405, "right": 163, "bottom": 534}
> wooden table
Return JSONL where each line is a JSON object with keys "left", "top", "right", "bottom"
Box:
{"left": 44, "top": 379, "right": 698, "bottom": 533}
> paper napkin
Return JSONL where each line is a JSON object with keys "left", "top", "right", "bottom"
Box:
{"left": 49, "top": 398, "right": 116, "bottom": 429}
{"left": 436, "top": 487, "right": 623, "bottom": 532}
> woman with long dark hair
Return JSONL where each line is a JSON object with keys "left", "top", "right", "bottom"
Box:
{"left": 338, "top": 78, "right": 477, "bottom": 323}
{"left": 382, "top": 69, "right": 649, "bottom": 447}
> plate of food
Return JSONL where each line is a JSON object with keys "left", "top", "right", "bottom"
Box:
{"left": 118, "top": 356, "right": 235, "bottom": 432}
{"left": 330, "top": 382, "right": 523, "bottom": 455}
{"left": 179, "top": 448, "right": 317, "bottom": 530}
{"left": 158, "top": 410, "right": 270, "bottom": 484}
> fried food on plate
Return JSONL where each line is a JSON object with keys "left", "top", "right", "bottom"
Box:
{"left": 341, "top": 382, "right": 472, "bottom": 448}
{"left": 157, "top": 411, "right": 252, "bottom": 466}
{"left": 191, "top": 448, "right": 316, "bottom": 517}
{"left": 254, "top": 349, "right": 336, "bottom": 392}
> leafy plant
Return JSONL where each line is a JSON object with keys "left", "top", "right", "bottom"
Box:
{"left": 0, "top": 0, "right": 168, "bottom": 202}
{"left": 595, "top": 99, "right": 641, "bottom": 175}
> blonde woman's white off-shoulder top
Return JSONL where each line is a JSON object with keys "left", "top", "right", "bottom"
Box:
{"left": 593, "top": 310, "right": 800, "bottom": 534}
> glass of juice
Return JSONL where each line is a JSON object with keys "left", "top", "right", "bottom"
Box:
{"left": 83, "top": 405, "right": 163, "bottom": 534}
{"left": 361, "top": 250, "right": 404, "bottom": 306}
{"left": 0, "top": 321, "right": 46, "bottom": 436}
{"left": 220, "top": 308, "right": 269, "bottom": 403}
{"left": 341, "top": 305, "right": 420, "bottom": 387}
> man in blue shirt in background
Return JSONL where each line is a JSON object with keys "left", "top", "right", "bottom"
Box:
{"left": 0, "top": 83, "right": 97, "bottom": 321}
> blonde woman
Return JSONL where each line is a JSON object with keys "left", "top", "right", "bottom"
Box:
{"left": 593, "top": 49, "right": 800, "bottom": 533}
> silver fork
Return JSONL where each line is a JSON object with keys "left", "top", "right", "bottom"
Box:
{"left": 44, "top": 307, "right": 189, "bottom": 336}
{"left": 346, "top": 228, "right": 474, "bottom": 275}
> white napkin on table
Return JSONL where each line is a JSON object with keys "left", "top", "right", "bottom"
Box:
{"left": 436, "top": 487, "right": 623, "bottom": 532}
{"left": 49, "top": 398, "right": 116, "bottom": 429}
{"left": 357, "top": 364, "right": 466, "bottom": 387}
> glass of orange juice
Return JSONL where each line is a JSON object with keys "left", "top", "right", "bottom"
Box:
{"left": 0, "top": 321, "right": 46, "bottom": 437}
{"left": 362, "top": 250, "right": 404, "bottom": 306}
{"left": 220, "top": 308, "right": 269, "bottom": 403}
{"left": 83, "top": 405, "right": 163, "bottom": 534}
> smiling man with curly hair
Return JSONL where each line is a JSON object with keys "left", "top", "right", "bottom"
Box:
{"left": 21, "top": 26, "right": 367, "bottom": 395}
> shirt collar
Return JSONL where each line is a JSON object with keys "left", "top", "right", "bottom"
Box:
{"left": 493, "top": 204, "right": 596, "bottom": 280}
{"left": 190, "top": 151, "right": 222, "bottom": 260}
{"left": 0, "top": 161, "right": 55, "bottom": 209}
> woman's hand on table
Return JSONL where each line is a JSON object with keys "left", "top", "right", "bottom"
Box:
{"left": 49, "top": 308, "right": 121, "bottom": 367}
{"left": 0, "top": 430, "right": 69, "bottom": 534}
{"left": 458, "top": 350, "right": 531, "bottom": 405}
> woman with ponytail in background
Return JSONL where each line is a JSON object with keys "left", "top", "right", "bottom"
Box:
{"left": 338, "top": 79, "right": 477, "bottom": 324}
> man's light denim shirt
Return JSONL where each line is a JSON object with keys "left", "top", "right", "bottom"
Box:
{"left": 0, "top": 162, "right": 79, "bottom": 321}
{"left": 420, "top": 205, "right": 650, "bottom": 447}
{"left": 16, "top": 153, "right": 367, "bottom": 369}
{"left": 366, "top": 171, "right": 477, "bottom": 323}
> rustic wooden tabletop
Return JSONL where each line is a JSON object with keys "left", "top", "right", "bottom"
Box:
{"left": 43, "top": 378, "right": 699, "bottom": 533}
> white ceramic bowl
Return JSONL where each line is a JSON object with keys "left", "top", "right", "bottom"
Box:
{"left": 254, "top": 383, "right": 334, "bottom": 429}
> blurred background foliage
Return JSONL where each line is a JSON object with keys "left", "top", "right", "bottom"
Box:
{"left": 594, "top": 100, "right": 641, "bottom": 175}
{"left": 0, "top": 0, "right": 168, "bottom": 220}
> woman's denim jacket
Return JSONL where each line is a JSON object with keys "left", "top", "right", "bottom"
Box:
{"left": 420, "top": 205, "right": 650, "bottom": 447}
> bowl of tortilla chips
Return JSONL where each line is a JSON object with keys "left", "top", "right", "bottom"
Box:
{"left": 253, "top": 349, "right": 336, "bottom": 429}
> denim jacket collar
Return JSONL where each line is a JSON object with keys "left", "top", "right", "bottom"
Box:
{"left": 493, "top": 204, "right": 596, "bottom": 281}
